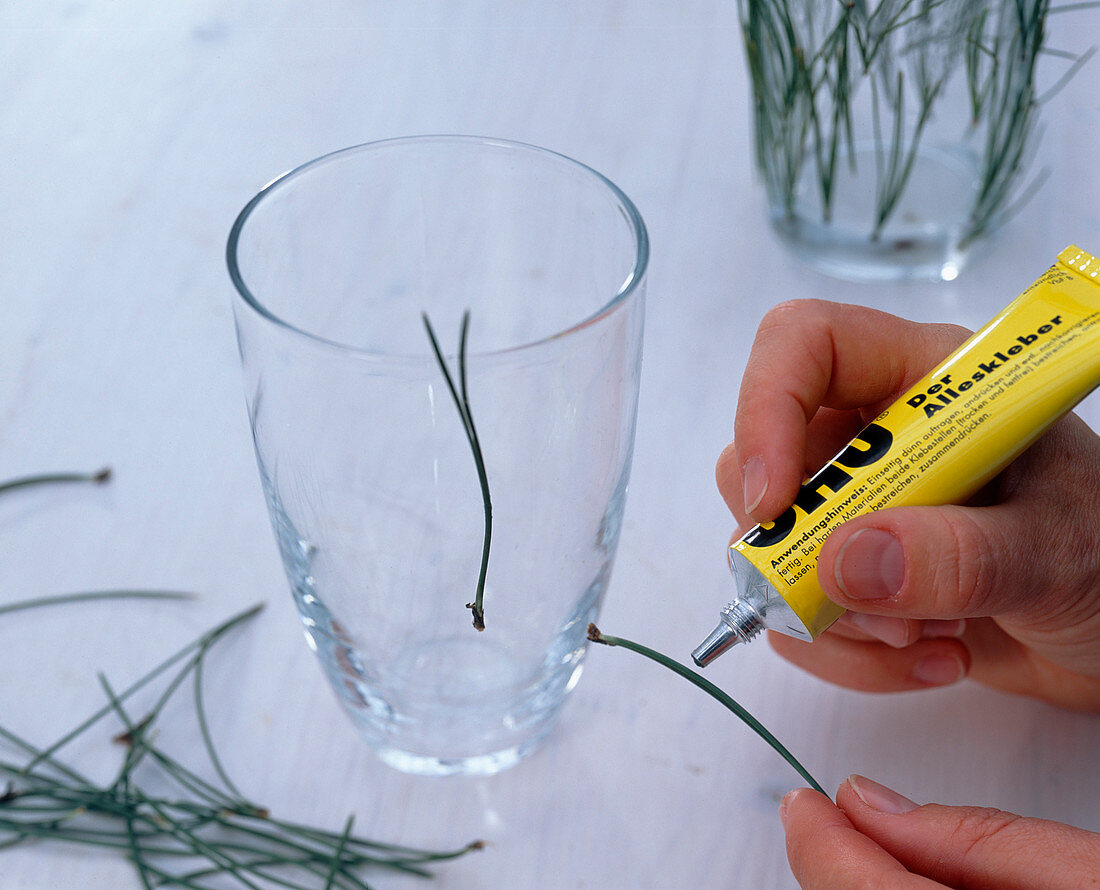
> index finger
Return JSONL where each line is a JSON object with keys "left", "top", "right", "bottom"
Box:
{"left": 731, "top": 300, "right": 968, "bottom": 522}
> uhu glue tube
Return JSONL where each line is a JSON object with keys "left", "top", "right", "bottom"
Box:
{"left": 693, "top": 245, "right": 1100, "bottom": 668}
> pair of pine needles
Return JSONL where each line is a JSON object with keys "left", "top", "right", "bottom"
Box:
{"left": 422, "top": 312, "right": 491, "bottom": 632}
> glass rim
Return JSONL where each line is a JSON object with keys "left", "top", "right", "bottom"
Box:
{"left": 226, "top": 135, "right": 649, "bottom": 360}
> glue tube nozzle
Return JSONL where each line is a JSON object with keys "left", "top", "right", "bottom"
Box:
{"left": 691, "top": 599, "right": 766, "bottom": 667}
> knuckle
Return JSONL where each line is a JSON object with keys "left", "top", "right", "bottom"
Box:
{"left": 752, "top": 299, "right": 835, "bottom": 393}
{"left": 755, "top": 301, "right": 836, "bottom": 361}
{"left": 996, "top": 417, "right": 1100, "bottom": 621}
{"left": 931, "top": 322, "right": 972, "bottom": 349}
{"left": 951, "top": 807, "right": 1027, "bottom": 861}
{"left": 917, "top": 507, "right": 1002, "bottom": 617}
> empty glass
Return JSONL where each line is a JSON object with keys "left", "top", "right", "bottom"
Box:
{"left": 227, "top": 137, "right": 647, "bottom": 775}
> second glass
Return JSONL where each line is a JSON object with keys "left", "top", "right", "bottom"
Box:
{"left": 740, "top": 0, "right": 1056, "bottom": 281}
{"left": 227, "top": 137, "right": 647, "bottom": 776}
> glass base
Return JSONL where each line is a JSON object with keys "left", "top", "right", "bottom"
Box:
{"left": 771, "top": 215, "right": 973, "bottom": 283}
{"left": 282, "top": 535, "right": 598, "bottom": 779}
{"left": 771, "top": 143, "right": 981, "bottom": 283}
{"left": 373, "top": 734, "right": 546, "bottom": 777}
{"left": 317, "top": 626, "right": 585, "bottom": 777}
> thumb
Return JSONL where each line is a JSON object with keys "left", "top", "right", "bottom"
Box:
{"left": 838, "top": 775, "right": 1100, "bottom": 888}
{"left": 818, "top": 503, "right": 1045, "bottom": 620}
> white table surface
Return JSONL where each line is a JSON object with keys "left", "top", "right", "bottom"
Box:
{"left": 2, "top": 3, "right": 1099, "bottom": 888}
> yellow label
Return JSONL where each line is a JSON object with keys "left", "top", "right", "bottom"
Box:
{"left": 732, "top": 246, "right": 1100, "bottom": 638}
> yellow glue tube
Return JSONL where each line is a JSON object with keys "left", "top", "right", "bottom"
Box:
{"left": 693, "top": 245, "right": 1100, "bottom": 667}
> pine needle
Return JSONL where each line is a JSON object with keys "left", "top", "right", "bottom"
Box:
{"left": 588, "top": 624, "right": 826, "bottom": 794}
{"left": 0, "top": 591, "right": 194, "bottom": 617}
{"left": 0, "top": 467, "right": 111, "bottom": 497}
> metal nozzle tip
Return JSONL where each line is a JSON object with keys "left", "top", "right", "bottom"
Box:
{"left": 692, "top": 600, "right": 767, "bottom": 667}
{"left": 691, "top": 622, "right": 741, "bottom": 668}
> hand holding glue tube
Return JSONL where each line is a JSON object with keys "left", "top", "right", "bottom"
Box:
{"left": 708, "top": 247, "right": 1100, "bottom": 887}
{"left": 695, "top": 245, "right": 1100, "bottom": 700}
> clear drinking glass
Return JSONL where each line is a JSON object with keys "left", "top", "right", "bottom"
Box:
{"left": 739, "top": 0, "right": 1056, "bottom": 281}
{"left": 227, "top": 137, "right": 647, "bottom": 776}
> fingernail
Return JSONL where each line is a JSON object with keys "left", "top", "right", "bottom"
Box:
{"left": 912, "top": 654, "right": 965, "bottom": 686}
{"left": 847, "top": 613, "right": 911, "bottom": 648}
{"left": 921, "top": 618, "right": 967, "bottom": 639}
{"left": 743, "top": 457, "right": 768, "bottom": 515}
{"left": 847, "top": 775, "right": 918, "bottom": 815}
{"left": 835, "top": 528, "right": 904, "bottom": 600}
{"left": 778, "top": 789, "right": 799, "bottom": 828}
